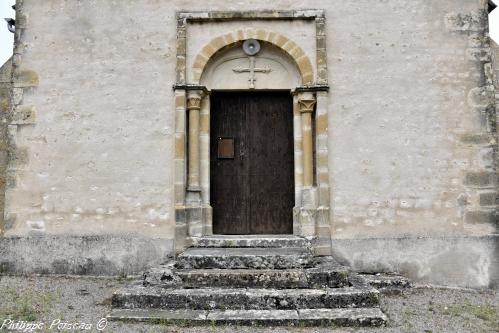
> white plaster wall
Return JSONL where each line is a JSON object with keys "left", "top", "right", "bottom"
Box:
{"left": 328, "top": 0, "right": 492, "bottom": 238}
{"left": 6, "top": 0, "right": 493, "bottom": 242}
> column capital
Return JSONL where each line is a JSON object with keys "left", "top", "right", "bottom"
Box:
{"left": 297, "top": 92, "right": 316, "bottom": 114}
{"left": 187, "top": 90, "right": 203, "bottom": 110}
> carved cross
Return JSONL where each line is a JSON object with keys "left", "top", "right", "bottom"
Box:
{"left": 232, "top": 56, "right": 272, "bottom": 89}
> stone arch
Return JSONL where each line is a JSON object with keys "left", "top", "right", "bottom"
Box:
{"left": 191, "top": 28, "right": 314, "bottom": 85}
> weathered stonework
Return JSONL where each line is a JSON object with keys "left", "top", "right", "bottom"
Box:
{"left": 0, "top": 0, "right": 496, "bottom": 288}
{"left": 174, "top": 10, "right": 331, "bottom": 253}
{"left": 0, "top": 58, "right": 12, "bottom": 235}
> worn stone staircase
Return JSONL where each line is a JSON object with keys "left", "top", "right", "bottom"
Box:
{"left": 108, "top": 235, "right": 387, "bottom": 327}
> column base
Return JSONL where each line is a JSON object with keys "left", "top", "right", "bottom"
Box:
{"left": 293, "top": 206, "right": 331, "bottom": 255}
{"left": 175, "top": 205, "right": 212, "bottom": 252}
{"left": 186, "top": 187, "right": 202, "bottom": 205}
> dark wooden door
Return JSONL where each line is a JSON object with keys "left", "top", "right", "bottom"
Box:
{"left": 210, "top": 91, "right": 294, "bottom": 234}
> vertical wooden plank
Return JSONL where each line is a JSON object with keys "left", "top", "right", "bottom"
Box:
{"left": 211, "top": 92, "right": 249, "bottom": 234}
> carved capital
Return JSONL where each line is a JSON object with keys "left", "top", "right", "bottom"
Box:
{"left": 187, "top": 97, "right": 202, "bottom": 111}
{"left": 297, "top": 92, "right": 316, "bottom": 113}
{"left": 298, "top": 98, "right": 316, "bottom": 113}
{"left": 187, "top": 90, "right": 203, "bottom": 111}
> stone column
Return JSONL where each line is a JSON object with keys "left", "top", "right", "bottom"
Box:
{"left": 296, "top": 92, "right": 317, "bottom": 237}
{"left": 298, "top": 92, "right": 316, "bottom": 188}
{"left": 186, "top": 90, "right": 203, "bottom": 204}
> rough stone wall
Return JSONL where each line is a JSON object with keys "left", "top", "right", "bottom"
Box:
{"left": 0, "top": 0, "right": 497, "bottom": 283}
{"left": 0, "top": 58, "right": 12, "bottom": 235}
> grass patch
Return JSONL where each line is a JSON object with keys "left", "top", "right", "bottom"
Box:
{"left": 0, "top": 288, "right": 54, "bottom": 321}
{"left": 439, "top": 302, "right": 499, "bottom": 330}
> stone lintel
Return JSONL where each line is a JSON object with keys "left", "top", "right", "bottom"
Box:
{"left": 177, "top": 9, "right": 324, "bottom": 22}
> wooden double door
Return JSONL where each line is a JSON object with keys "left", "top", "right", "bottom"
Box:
{"left": 210, "top": 91, "right": 294, "bottom": 234}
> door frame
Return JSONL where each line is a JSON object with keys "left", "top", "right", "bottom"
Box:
{"left": 173, "top": 11, "right": 332, "bottom": 255}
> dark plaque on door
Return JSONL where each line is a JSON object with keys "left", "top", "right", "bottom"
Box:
{"left": 217, "top": 138, "right": 235, "bottom": 159}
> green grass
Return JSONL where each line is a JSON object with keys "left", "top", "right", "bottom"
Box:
{"left": 0, "top": 288, "right": 54, "bottom": 321}
{"left": 439, "top": 302, "right": 499, "bottom": 330}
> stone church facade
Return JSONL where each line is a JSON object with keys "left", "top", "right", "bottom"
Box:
{"left": 0, "top": 0, "right": 498, "bottom": 288}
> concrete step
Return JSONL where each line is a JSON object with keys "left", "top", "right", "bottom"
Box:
{"left": 112, "top": 286, "right": 380, "bottom": 310}
{"left": 107, "top": 308, "right": 387, "bottom": 327}
{"left": 176, "top": 247, "right": 313, "bottom": 269}
{"left": 190, "top": 235, "right": 311, "bottom": 248}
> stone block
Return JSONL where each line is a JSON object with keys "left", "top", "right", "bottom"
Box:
{"left": 223, "top": 32, "right": 236, "bottom": 45}
{"left": 468, "top": 86, "right": 494, "bottom": 108}
{"left": 174, "top": 134, "right": 184, "bottom": 159}
{"left": 12, "top": 69, "right": 39, "bottom": 88}
{"left": 9, "top": 147, "right": 29, "bottom": 167}
{"left": 444, "top": 11, "right": 487, "bottom": 32}
{"left": 175, "top": 207, "right": 186, "bottom": 224}
{"left": 255, "top": 29, "right": 269, "bottom": 41}
{"left": 209, "top": 36, "right": 226, "bottom": 50}
{"left": 191, "top": 235, "right": 310, "bottom": 248}
{"left": 464, "top": 171, "right": 496, "bottom": 187}
{"left": 142, "top": 262, "right": 182, "bottom": 288}
{"left": 112, "top": 285, "right": 377, "bottom": 310}
{"left": 107, "top": 308, "right": 387, "bottom": 327}
{"left": 174, "top": 183, "right": 185, "bottom": 205}
{"left": 459, "top": 133, "right": 495, "bottom": 146}
{"left": 272, "top": 34, "right": 289, "bottom": 48}
{"left": 464, "top": 210, "right": 496, "bottom": 225}
{"left": 466, "top": 48, "right": 491, "bottom": 62}
{"left": 479, "top": 191, "right": 497, "bottom": 207}
{"left": 176, "top": 247, "right": 313, "bottom": 269}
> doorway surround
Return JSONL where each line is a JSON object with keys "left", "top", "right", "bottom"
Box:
{"left": 173, "top": 10, "right": 331, "bottom": 255}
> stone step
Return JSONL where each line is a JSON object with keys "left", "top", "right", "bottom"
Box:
{"left": 143, "top": 256, "right": 350, "bottom": 289}
{"left": 107, "top": 308, "right": 387, "bottom": 327}
{"left": 176, "top": 263, "right": 349, "bottom": 289}
{"left": 176, "top": 247, "right": 313, "bottom": 269}
{"left": 176, "top": 268, "right": 349, "bottom": 289}
{"left": 360, "top": 273, "right": 412, "bottom": 293}
{"left": 190, "top": 235, "right": 311, "bottom": 248}
{"left": 112, "top": 286, "right": 380, "bottom": 310}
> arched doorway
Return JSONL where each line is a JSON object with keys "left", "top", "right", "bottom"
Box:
{"left": 174, "top": 21, "right": 331, "bottom": 254}
{"left": 202, "top": 41, "right": 300, "bottom": 234}
{"left": 210, "top": 90, "right": 294, "bottom": 234}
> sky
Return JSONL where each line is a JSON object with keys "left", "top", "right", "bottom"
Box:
{"left": 1, "top": 1, "right": 499, "bottom": 65}
{"left": 0, "top": 0, "right": 15, "bottom": 65}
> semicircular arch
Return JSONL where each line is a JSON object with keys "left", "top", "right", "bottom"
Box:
{"left": 191, "top": 28, "right": 314, "bottom": 85}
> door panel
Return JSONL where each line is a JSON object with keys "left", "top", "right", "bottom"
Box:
{"left": 210, "top": 93, "right": 250, "bottom": 234}
{"left": 211, "top": 91, "right": 294, "bottom": 234}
